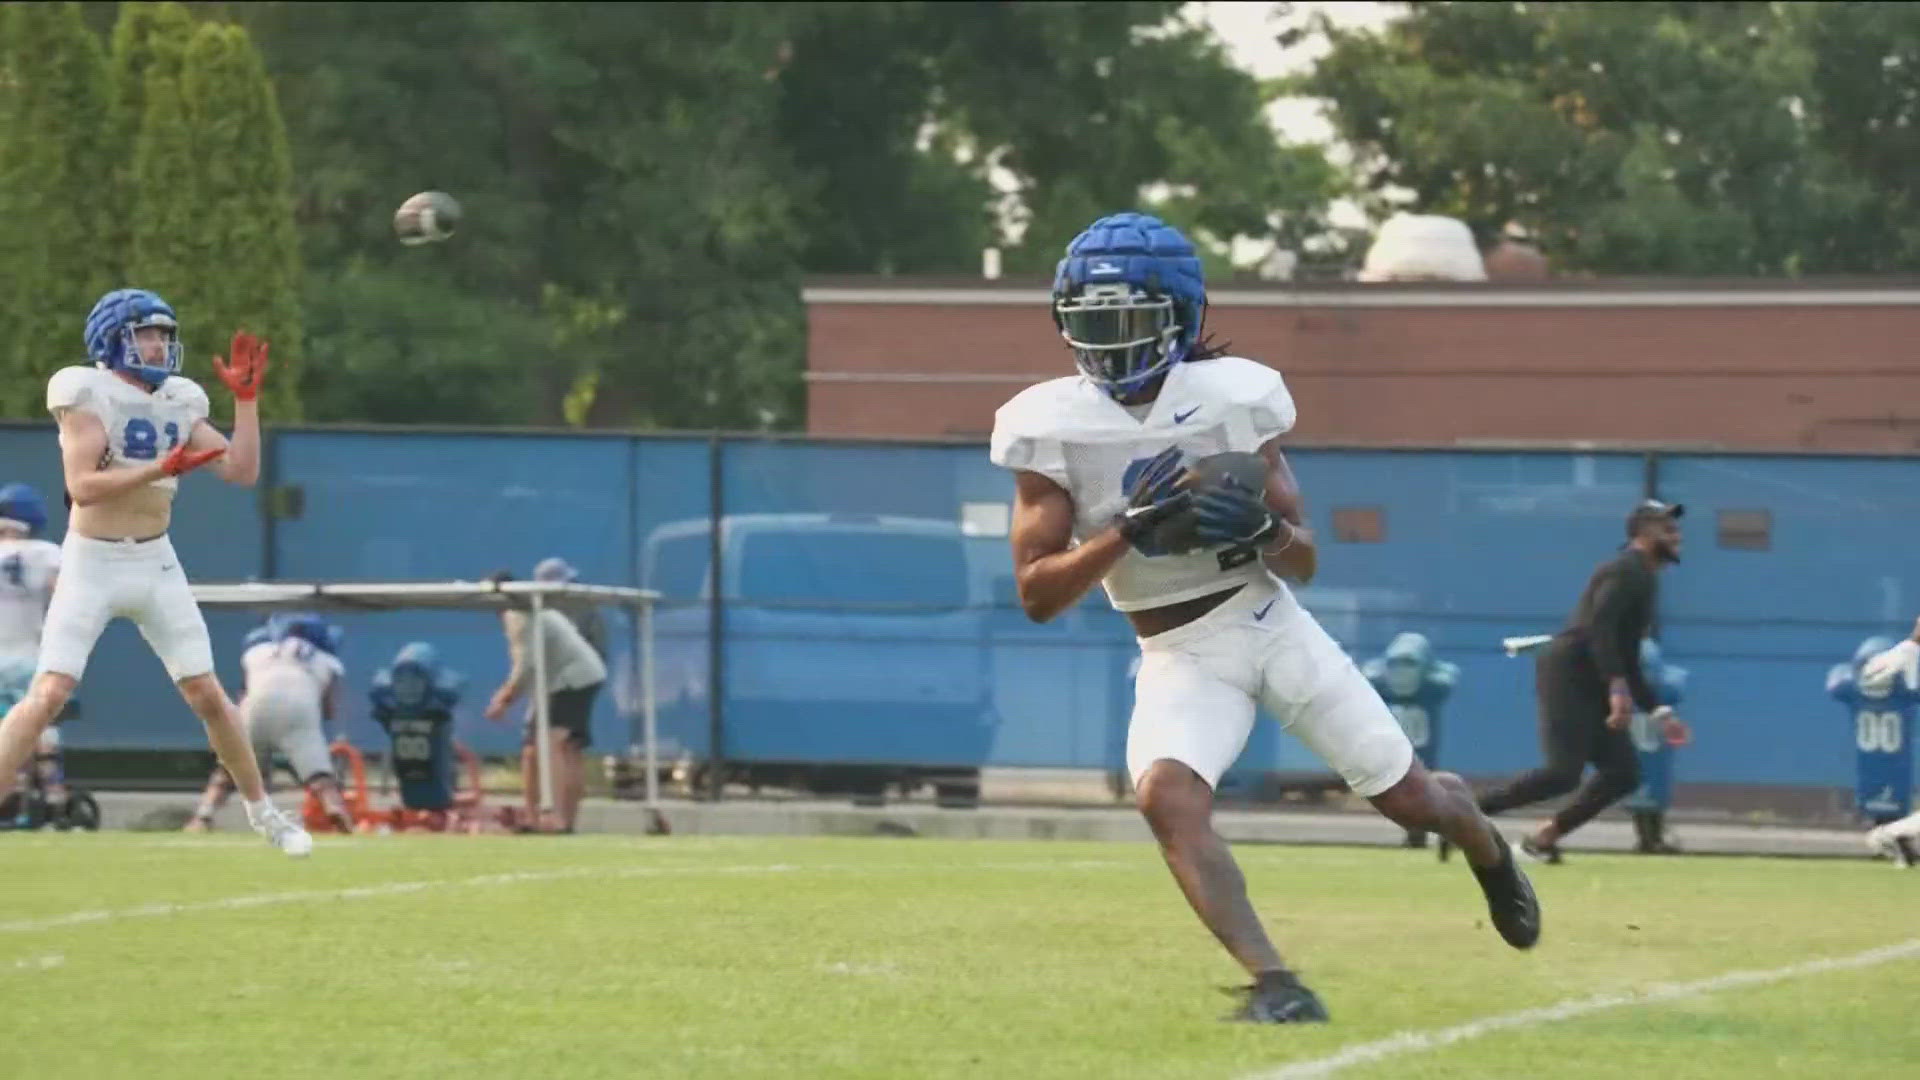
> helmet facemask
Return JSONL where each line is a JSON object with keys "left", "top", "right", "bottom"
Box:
{"left": 1054, "top": 283, "right": 1186, "bottom": 398}
{"left": 118, "top": 312, "right": 184, "bottom": 388}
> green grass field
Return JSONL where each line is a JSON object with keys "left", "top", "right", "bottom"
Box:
{"left": 4, "top": 832, "right": 1917, "bottom": 1079}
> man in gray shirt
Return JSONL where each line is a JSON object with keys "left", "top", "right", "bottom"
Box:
{"left": 484, "top": 570, "right": 607, "bottom": 832}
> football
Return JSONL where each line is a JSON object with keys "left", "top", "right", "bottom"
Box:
{"left": 393, "top": 190, "right": 462, "bottom": 246}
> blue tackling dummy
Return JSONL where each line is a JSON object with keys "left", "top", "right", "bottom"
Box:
{"left": 370, "top": 642, "right": 464, "bottom": 812}
{"left": 1362, "top": 633, "right": 1457, "bottom": 849}
{"left": 1829, "top": 635, "right": 1918, "bottom": 822}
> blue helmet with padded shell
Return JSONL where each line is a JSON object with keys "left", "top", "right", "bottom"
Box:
{"left": 0, "top": 483, "right": 48, "bottom": 535}
{"left": 84, "top": 288, "right": 183, "bottom": 389}
{"left": 1051, "top": 212, "right": 1207, "bottom": 399}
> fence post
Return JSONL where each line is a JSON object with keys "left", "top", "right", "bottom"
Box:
{"left": 260, "top": 428, "right": 279, "bottom": 579}
{"left": 705, "top": 434, "right": 727, "bottom": 802}
{"left": 1644, "top": 449, "right": 1663, "bottom": 640}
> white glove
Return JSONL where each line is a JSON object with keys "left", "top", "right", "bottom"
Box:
{"left": 1861, "top": 639, "right": 1920, "bottom": 693}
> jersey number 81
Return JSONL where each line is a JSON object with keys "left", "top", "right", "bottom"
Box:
{"left": 122, "top": 418, "right": 182, "bottom": 461}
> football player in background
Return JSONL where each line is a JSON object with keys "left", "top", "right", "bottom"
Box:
{"left": 0, "top": 289, "right": 311, "bottom": 856}
{"left": 989, "top": 213, "right": 1538, "bottom": 1024}
{"left": 188, "top": 613, "right": 353, "bottom": 834}
{"left": 0, "top": 483, "right": 65, "bottom": 811}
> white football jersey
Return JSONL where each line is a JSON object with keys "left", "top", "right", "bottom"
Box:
{"left": 990, "top": 356, "right": 1298, "bottom": 612}
{"left": 0, "top": 537, "right": 60, "bottom": 657}
{"left": 46, "top": 366, "right": 211, "bottom": 496}
{"left": 243, "top": 638, "right": 344, "bottom": 707}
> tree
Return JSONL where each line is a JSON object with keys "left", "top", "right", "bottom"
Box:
{"left": 127, "top": 63, "right": 206, "bottom": 342}
{"left": 773, "top": 2, "right": 1345, "bottom": 277}
{"left": 178, "top": 22, "right": 303, "bottom": 420}
{"left": 106, "top": 2, "right": 197, "bottom": 280}
{"left": 0, "top": 3, "right": 116, "bottom": 416}
{"left": 238, "top": 1, "right": 808, "bottom": 429}
{"left": 1796, "top": 3, "right": 1920, "bottom": 267}
{"left": 773, "top": 4, "right": 996, "bottom": 275}
{"left": 1294, "top": 2, "right": 1898, "bottom": 276}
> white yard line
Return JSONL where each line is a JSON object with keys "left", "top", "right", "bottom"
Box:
{"left": 5, "top": 953, "right": 64, "bottom": 973}
{"left": 0, "top": 858, "right": 1130, "bottom": 935}
{"left": 1242, "top": 938, "right": 1920, "bottom": 1080}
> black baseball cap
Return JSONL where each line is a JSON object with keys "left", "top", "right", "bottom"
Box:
{"left": 1625, "top": 499, "right": 1684, "bottom": 538}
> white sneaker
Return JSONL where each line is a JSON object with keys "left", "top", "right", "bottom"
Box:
{"left": 1866, "top": 827, "right": 1915, "bottom": 868}
{"left": 249, "top": 805, "right": 314, "bottom": 858}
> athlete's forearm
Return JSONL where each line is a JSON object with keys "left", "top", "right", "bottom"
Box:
{"left": 1262, "top": 521, "right": 1317, "bottom": 584}
{"left": 66, "top": 461, "right": 167, "bottom": 506}
{"left": 1016, "top": 529, "right": 1130, "bottom": 623}
{"left": 219, "top": 401, "right": 260, "bottom": 486}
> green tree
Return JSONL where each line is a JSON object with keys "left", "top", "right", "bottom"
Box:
{"left": 178, "top": 22, "right": 303, "bottom": 420}
{"left": 127, "top": 63, "right": 206, "bottom": 340}
{"left": 239, "top": 1, "right": 807, "bottom": 429}
{"left": 0, "top": 2, "right": 116, "bottom": 416}
{"left": 106, "top": 2, "right": 197, "bottom": 279}
{"left": 773, "top": 4, "right": 995, "bottom": 274}
{"left": 1295, "top": 2, "right": 1895, "bottom": 275}
{"left": 774, "top": 2, "right": 1344, "bottom": 277}
{"left": 1796, "top": 2, "right": 1920, "bottom": 267}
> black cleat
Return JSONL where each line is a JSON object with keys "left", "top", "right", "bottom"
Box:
{"left": 1519, "top": 835, "right": 1564, "bottom": 865}
{"left": 1224, "top": 969, "right": 1331, "bottom": 1024}
{"left": 1471, "top": 832, "right": 1542, "bottom": 950}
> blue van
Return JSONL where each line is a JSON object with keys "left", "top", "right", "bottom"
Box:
{"left": 643, "top": 513, "right": 996, "bottom": 804}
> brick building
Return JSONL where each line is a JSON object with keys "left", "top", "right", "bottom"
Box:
{"left": 804, "top": 278, "right": 1920, "bottom": 451}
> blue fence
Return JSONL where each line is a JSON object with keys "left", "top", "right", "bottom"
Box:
{"left": 5, "top": 421, "right": 1912, "bottom": 797}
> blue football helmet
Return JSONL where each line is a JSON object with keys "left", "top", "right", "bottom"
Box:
{"left": 0, "top": 483, "right": 48, "bottom": 535}
{"left": 1051, "top": 212, "right": 1207, "bottom": 398}
{"left": 84, "top": 288, "right": 183, "bottom": 388}
{"left": 1855, "top": 636, "right": 1897, "bottom": 671}
{"left": 385, "top": 642, "right": 453, "bottom": 710}
{"left": 277, "top": 612, "right": 344, "bottom": 656}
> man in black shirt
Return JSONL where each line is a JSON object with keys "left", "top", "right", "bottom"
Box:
{"left": 1468, "top": 500, "right": 1693, "bottom": 864}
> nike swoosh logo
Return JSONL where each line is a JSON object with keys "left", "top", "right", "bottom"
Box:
{"left": 1253, "top": 599, "right": 1276, "bottom": 621}
{"left": 1173, "top": 406, "right": 1199, "bottom": 423}
{"left": 160, "top": 564, "right": 176, "bottom": 572}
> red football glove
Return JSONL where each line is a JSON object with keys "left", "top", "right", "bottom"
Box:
{"left": 211, "top": 331, "right": 269, "bottom": 402}
{"left": 161, "top": 442, "right": 223, "bottom": 477}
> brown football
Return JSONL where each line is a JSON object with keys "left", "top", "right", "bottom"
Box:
{"left": 393, "top": 191, "right": 462, "bottom": 246}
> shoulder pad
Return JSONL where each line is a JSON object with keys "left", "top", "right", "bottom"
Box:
{"left": 1183, "top": 357, "right": 1295, "bottom": 438}
{"left": 1431, "top": 661, "right": 1460, "bottom": 690}
{"left": 160, "top": 376, "right": 210, "bottom": 423}
{"left": 46, "top": 366, "right": 100, "bottom": 414}
{"left": 990, "top": 377, "right": 1082, "bottom": 444}
{"left": 1359, "top": 657, "right": 1386, "bottom": 681}
{"left": 989, "top": 377, "right": 1081, "bottom": 484}
{"left": 1827, "top": 664, "right": 1855, "bottom": 695}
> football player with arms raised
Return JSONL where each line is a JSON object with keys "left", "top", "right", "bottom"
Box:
{"left": 990, "top": 214, "right": 1539, "bottom": 1023}
{"left": 0, "top": 288, "right": 311, "bottom": 856}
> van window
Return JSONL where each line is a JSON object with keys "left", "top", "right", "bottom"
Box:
{"left": 737, "top": 531, "right": 968, "bottom": 610}
{"left": 646, "top": 534, "right": 711, "bottom": 601}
